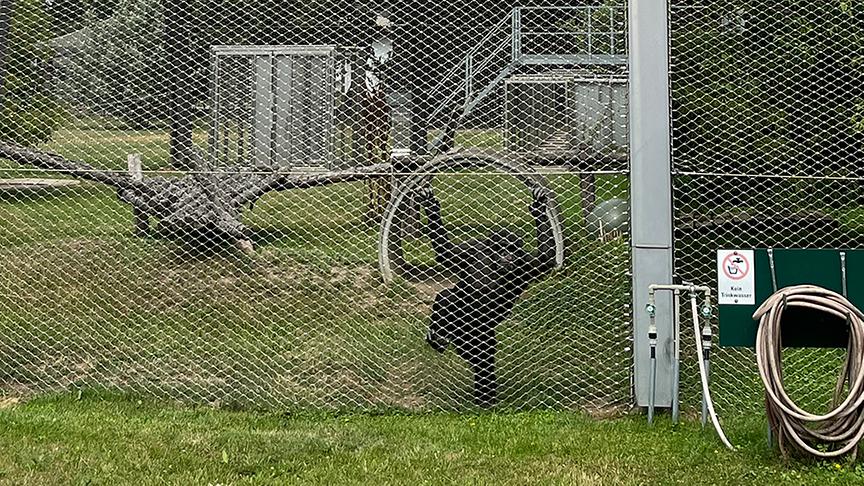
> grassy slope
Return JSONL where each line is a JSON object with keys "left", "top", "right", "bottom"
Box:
{"left": 1, "top": 393, "right": 863, "bottom": 485}
{"left": 1, "top": 126, "right": 853, "bottom": 415}
{"left": 2, "top": 128, "right": 863, "bottom": 483}
{"left": 0, "top": 128, "right": 632, "bottom": 411}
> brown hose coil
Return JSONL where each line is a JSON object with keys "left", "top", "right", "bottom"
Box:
{"left": 753, "top": 285, "right": 864, "bottom": 458}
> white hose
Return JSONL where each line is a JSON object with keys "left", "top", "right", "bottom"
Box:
{"left": 690, "top": 294, "right": 735, "bottom": 450}
{"left": 753, "top": 285, "right": 864, "bottom": 458}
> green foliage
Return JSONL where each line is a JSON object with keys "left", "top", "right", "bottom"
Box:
{"left": 47, "top": 0, "right": 120, "bottom": 36}
{"left": 59, "top": 0, "right": 166, "bottom": 128}
{"left": 671, "top": 1, "right": 864, "bottom": 211}
{"left": 673, "top": 1, "right": 863, "bottom": 175}
{"left": 0, "top": 0, "right": 65, "bottom": 146}
{"left": 559, "top": 0, "right": 627, "bottom": 55}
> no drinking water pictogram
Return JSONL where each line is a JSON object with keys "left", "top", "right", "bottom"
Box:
{"left": 717, "top": 249, "right": 755, "bottom": 305}
{"left": 722, "top": 251, "right": 750, "bottom": 281}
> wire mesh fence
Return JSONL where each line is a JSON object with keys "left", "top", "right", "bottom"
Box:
{"left": 670, "top": 1, "right": 864, "bottom": 414}
{"left": 0, "top": 0, "right": 632, "bottom": 412}
{"left": 6, "top": 0, "right": 854, "bottom": 418}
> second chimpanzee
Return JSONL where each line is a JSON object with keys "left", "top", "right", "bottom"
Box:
{"left": 418, "top": 186, "right": 556, "bottom": 406}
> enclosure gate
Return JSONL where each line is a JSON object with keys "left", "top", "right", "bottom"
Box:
{"left": 210, "top": 45, "right": 345, "bottom": 170}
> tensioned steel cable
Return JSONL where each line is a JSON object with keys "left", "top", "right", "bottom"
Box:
{"left": 753, "top": 285, "right": 864, "bottom": 458}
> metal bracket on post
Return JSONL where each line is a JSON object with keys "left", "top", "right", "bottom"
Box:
{"left": 645, "top": 284, "right": 714, "bottom": 427}
{"left": 766, "top": 248, "right": 777, "bottom": 448}
{"left": 841, "top": 251, "right": 848, "bottom": 298}
{"left": 646, "top": 300, "right": 658, "bottom": 424}
{"left": 127, "top": 154, "right": 147, "bottom": 236}
{"left": 646, "top": 285, "right": 718, "bottom": 433}
{"left": 671, "top": 289, "right": 681, "bottom": 424}
{"left": 767, "top": 248, "right": 778, "bottom": 293}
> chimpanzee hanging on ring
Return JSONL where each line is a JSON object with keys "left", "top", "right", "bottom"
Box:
{"left": 418, "top": 186, "right": 556, "bottom": 407}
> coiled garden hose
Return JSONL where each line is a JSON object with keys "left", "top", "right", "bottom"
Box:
{"left": 753, "top": 285, "right": 864, "bottom": 458}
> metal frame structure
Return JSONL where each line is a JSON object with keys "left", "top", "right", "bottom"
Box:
{"left": 426, "top": 5, "right": 628, "bottom": 148}
{"left": 513, "top": 6, "right": 628, "bottom": 66}
{"left": 503, "top": 70, "right": 628, "bottom": 159}
{"left": 209, "top": 45, "right": 361, "bottom": 171}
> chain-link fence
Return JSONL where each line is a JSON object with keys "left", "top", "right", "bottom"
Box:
{"left": 0, "top": 0, "right": 632, "bottom": 412}
{"left": 5, "top": 0, "right": 854, "bottom": 417}
{"left": 670, "top": 1, "right": 864, "bottom": 414}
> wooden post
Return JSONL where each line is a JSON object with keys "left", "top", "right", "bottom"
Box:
{"left": 391, "top": 155, "right": 425, "bottom": 238}
{"left": 580, "top": 173, "right": 596, "bottom": 221}
{"left": 132, "top": 207, "right": 148, "bottom": 236}
{"left": 127, "top": 153, "right": 142, "bottom": 181}
{"left": 127, "top": 154, "right": 147, "bottom": 236}
{"left": 400, "top": 188, "right": 422, "bottom": 238}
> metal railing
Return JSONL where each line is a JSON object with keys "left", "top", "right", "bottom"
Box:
{"left": 425, "top": 5, "right": 628, "bottom": 140}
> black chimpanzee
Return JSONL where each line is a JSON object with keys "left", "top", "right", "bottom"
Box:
{"left": 417, "top": 186, "right": 556, "bottom": 407}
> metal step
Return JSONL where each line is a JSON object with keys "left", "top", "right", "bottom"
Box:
{"left": 537, "top": 130, "right": 572, "bottom": 155}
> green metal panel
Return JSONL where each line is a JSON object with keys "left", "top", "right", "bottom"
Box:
{"left": 718, "top": 249, "right": 859, "bottom": 348}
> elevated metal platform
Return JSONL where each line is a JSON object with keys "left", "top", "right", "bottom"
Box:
{"left": 426, "top": 6, "right": 628, "bottom": 153}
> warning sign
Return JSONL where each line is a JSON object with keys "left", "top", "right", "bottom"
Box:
{"left": 717, "top": 249, "right": 755, "bottom": 305}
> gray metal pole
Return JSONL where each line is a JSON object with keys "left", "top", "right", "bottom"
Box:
{"left": 0, "top": 0, "right": 12, "bottom": 113}
{"left": 629, "top": 0, "right": 674, "bottom": 408}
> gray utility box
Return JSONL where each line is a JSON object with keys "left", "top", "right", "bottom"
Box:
{"left": 504, "top": 70, "right": 628, "bottom": 160}
{"left": 209, "top": 45, "right": 364, "bottom": 171}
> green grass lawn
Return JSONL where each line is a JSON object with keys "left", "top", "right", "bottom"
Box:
{"left": 2, "top": 124, "right": 860, "bottom": 468}
{"left": 1, "top": 124, "right": 856, "bottom": 417}
{"left": 0, "top": 175, "right": 631, "bottom": 411}
{"left": 0, "top": 126, "right": 633, "bottom": 412}
{"left": 1, "top": 393, "right": 863, "bottom": 485}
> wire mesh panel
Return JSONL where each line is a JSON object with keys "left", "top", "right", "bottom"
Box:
{"left": 0, "top": 0, "right": 632, "bottom": 412}
{"left": 505, "top": 71, "right": 628, "bottom": 159}
{"left": 517, "top": 6, "right": 627, "bottom": 65}
{"left": 211, "top": 45, "right": 370, "bottom": 170}
{"left": 670, "top": 1, "right": 864, "bottom": 414}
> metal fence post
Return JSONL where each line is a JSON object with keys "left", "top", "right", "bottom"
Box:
{"left": 511, "top": 7, "right": 521, "bottom": 63}
{"left": 629, "top": 0, "right": 674, "bottom": 408}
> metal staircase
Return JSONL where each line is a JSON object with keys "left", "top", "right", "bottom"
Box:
{"left": 426, "top": 5, "right": 628, "bottom": 152}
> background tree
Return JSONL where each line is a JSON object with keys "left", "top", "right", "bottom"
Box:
{"left": 57, "top": 0, "right": 165, "bottom": 129}
{"left": 0, "top": 0, "right": 64, "bottom": 146}
{"left": 163, "top": 0, "right": 196, "bottom": 168}
{"left": 671, "top": 0, "right": 863, "bottom": 208}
